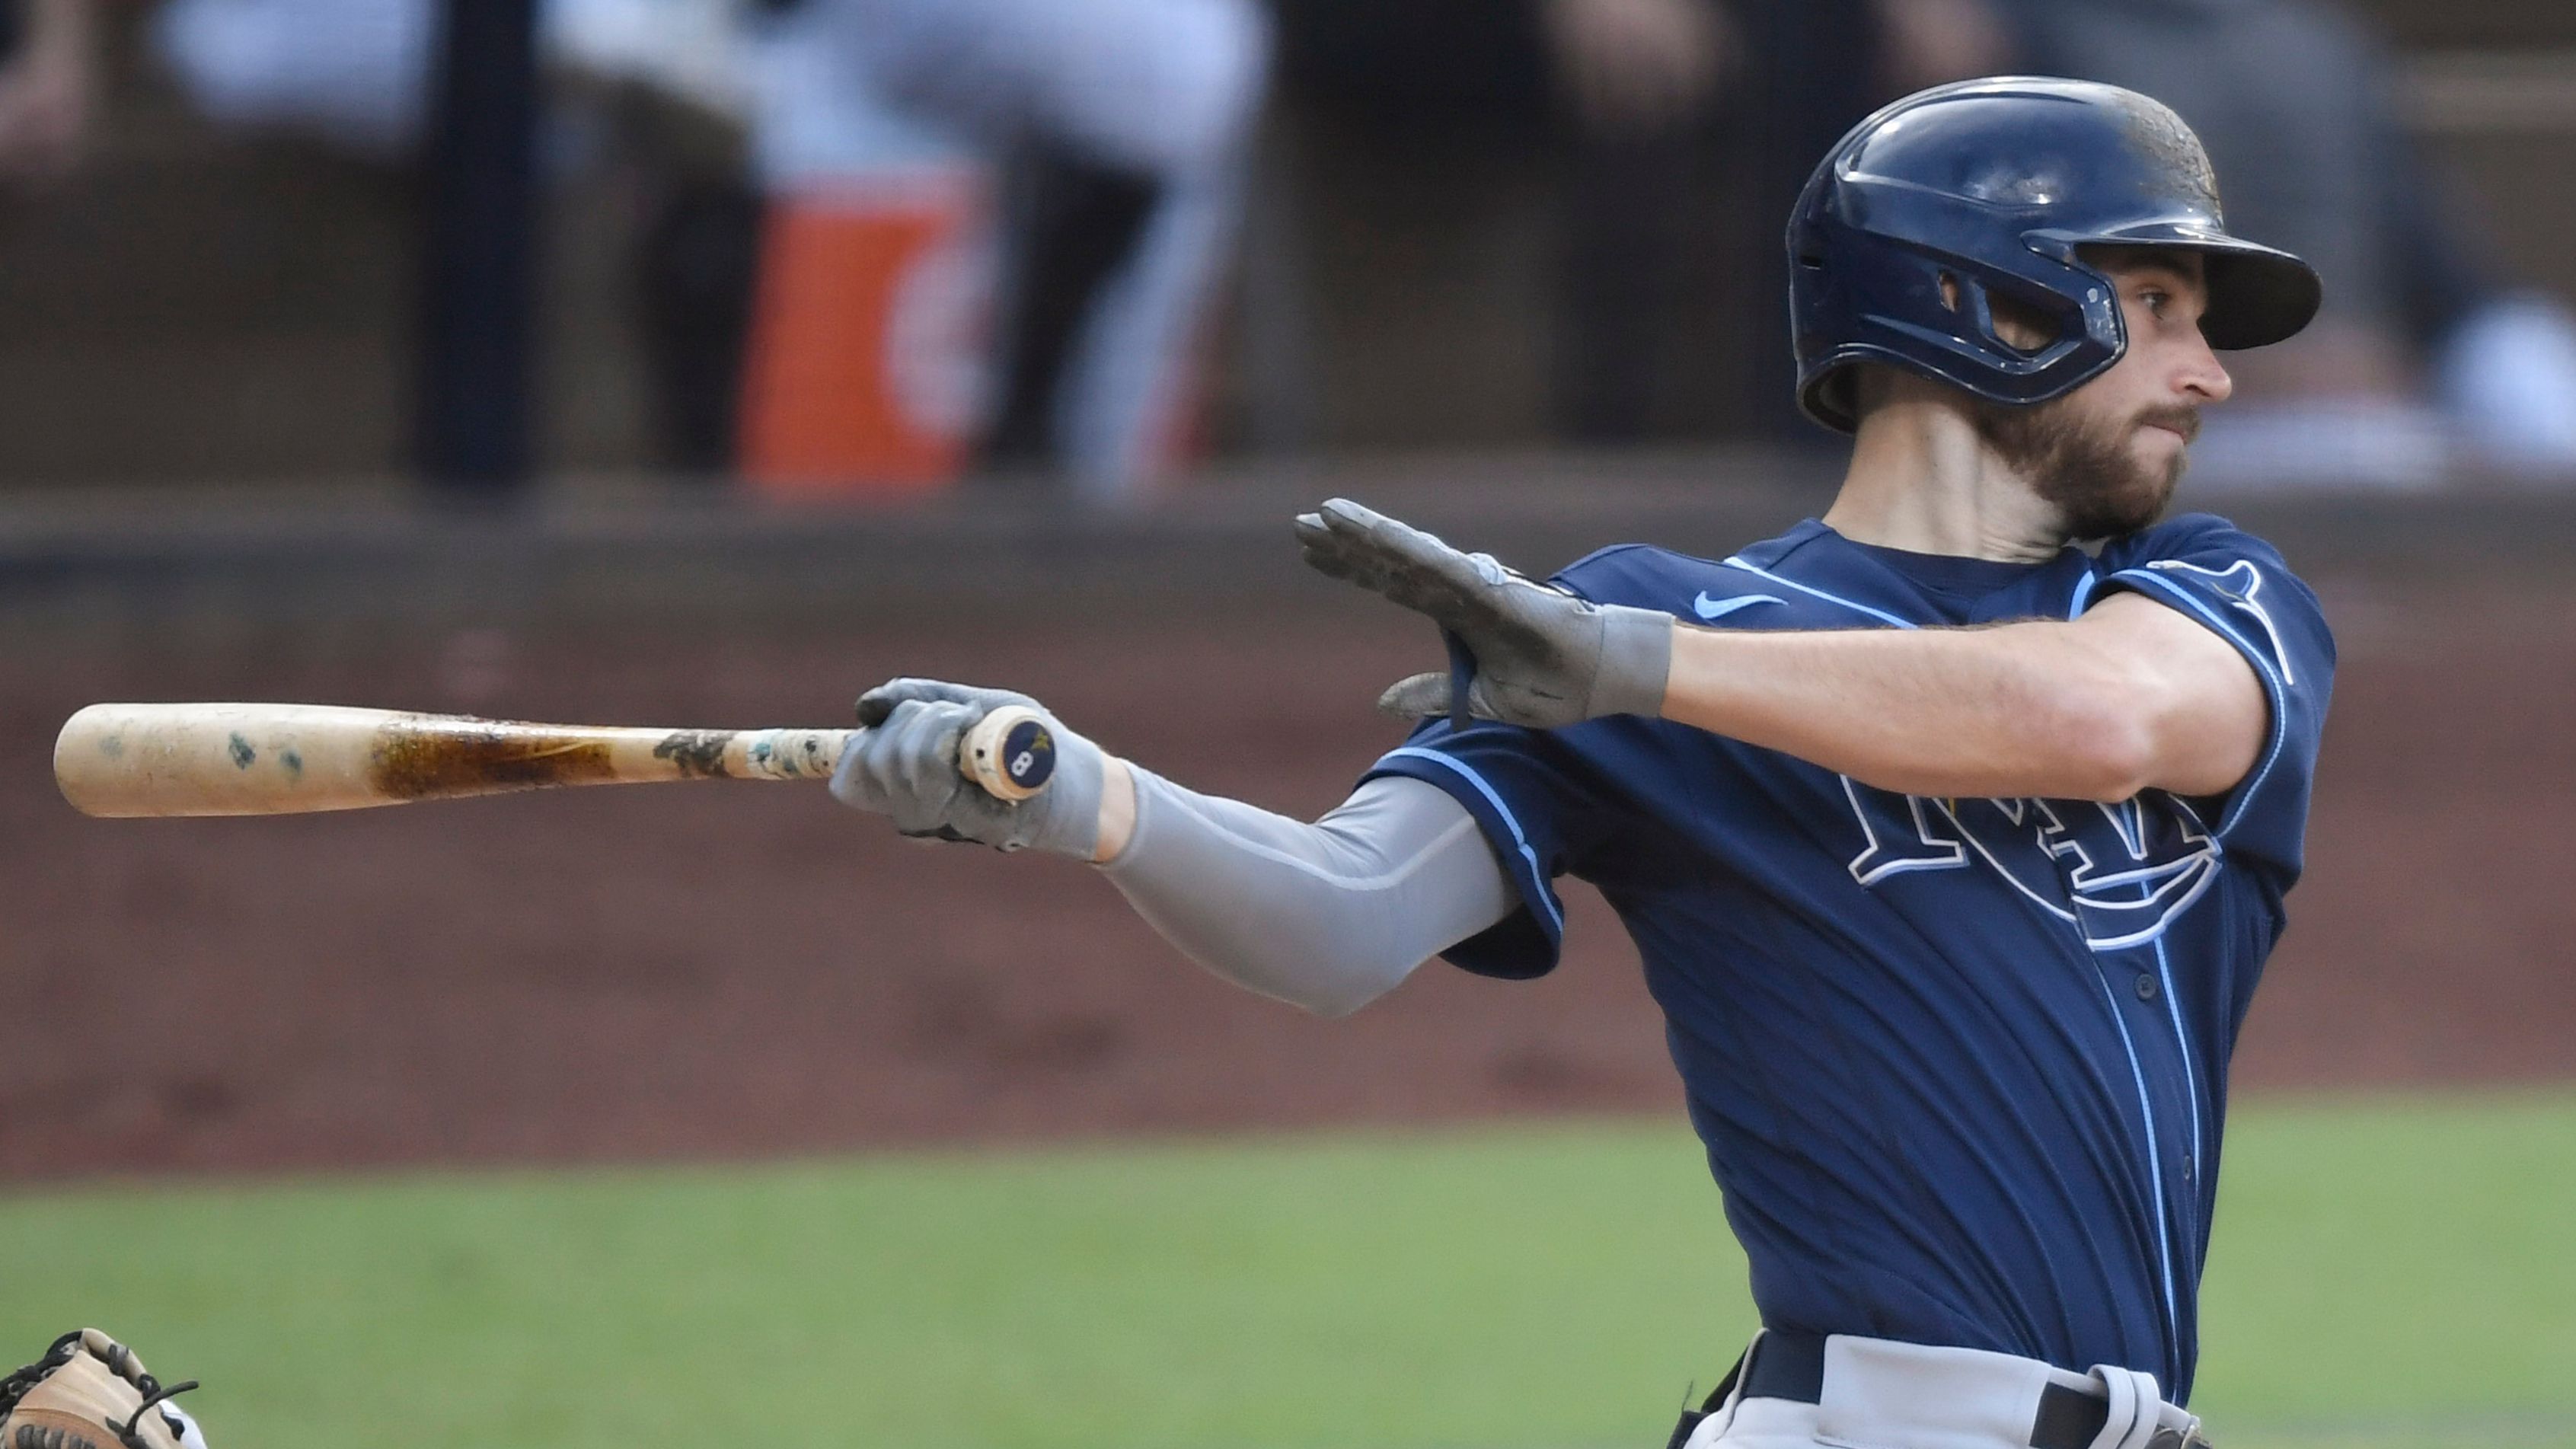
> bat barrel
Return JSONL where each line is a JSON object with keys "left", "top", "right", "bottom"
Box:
{"left": 57, "top": 702, "right": 423, "bottom": 817}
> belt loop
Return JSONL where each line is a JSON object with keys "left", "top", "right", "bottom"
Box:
{"left": 1663, "top": 1353, "right": 1738, "bottom": 1449}
{"left": 1703, "top": 1350, "right": 1744, "bottom": 1412}
{"left": 2083, "top": 1364, "right": 2166, "bottom": 1449}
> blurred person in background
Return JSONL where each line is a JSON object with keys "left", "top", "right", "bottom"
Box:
{"left": 1928, "top": 0, "right": 2576, "bottom": 484}
{"left": 787, "top": 0, "right": 1270, "bottom": 498}
{"left": 153, "top": 0, "right": 441, "bottom": 156}
{"left": 152, "top": 0, "right": 762, "bottom": 473}
{"left": 1531, "top": 0, "right": 1744, "bottom": 442}
{"left": 148, "top": 0, "right": 1270, "bottom": 496}
{"left": 1275, "top": 0, "right": 1763, "bottom": 443}
{"left": 1269, "top": 0, "right": 2022, "bottom": 445}
{"left": 0, "top": 0, "right": 100, "bottom": 184}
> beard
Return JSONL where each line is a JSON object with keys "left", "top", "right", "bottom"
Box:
{"left": 1974, "top": 395, "right": 2201, "bottom": 540}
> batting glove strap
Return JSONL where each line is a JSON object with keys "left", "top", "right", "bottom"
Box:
{"left": 1589, "top": 602, "right": 1675, "bottom": 719}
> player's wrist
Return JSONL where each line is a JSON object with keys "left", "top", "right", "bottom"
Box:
{"left": 1091, "top": 755, "right": 1138, "bottom": 864}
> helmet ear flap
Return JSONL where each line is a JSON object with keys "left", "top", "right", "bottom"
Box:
{"left": 1943, "top": 268, "right": 2076, "bottom": 359}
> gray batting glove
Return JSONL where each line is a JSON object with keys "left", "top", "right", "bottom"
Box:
{"left": 828, "top": 678, "right": 1106, "bottom": 857}
{"left": 1294, "top": 498, "right": 1672, "bottom": 728}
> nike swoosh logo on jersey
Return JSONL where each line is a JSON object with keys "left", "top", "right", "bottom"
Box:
{"left": 1692, "top": 592, "right": 1786, "bottom": 621}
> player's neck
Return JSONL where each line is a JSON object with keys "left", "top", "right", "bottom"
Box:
{"left": 1825, "top": 384, "right": 2066, "bottom": 563}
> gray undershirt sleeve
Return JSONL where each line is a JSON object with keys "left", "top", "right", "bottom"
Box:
{"left": 1096, "top": 768, "right": 1518, "bottom": 1017}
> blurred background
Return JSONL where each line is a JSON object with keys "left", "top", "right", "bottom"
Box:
{"left": 3, "top": 2, "right": 2574, "bottom": 1447}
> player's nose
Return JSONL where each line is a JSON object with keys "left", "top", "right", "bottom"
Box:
{"left": 2180, "top": 328, "right": 2234, "bottom": 404}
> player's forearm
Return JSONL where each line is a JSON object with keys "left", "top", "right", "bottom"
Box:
{"left": 1096, "top": 771, "right": 1516, "bottom": 1017}
{"left": 1661, "top": 618, "right": 2161, "bottom": 800}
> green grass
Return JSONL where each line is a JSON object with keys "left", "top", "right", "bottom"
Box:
{"left": 2, "top": 1093, "right": 2570, "bottom": 1449}
{"left": 2195, "top": 1092, "right": 2576, "bottom": 1445}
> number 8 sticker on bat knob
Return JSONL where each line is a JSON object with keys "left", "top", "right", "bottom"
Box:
{"left": 959, "top": 704, "right": 1056, "bottom": 802}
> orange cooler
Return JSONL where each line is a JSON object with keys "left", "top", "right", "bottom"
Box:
{"left": 738, "top": 171, "right": 993, "bottom": 499}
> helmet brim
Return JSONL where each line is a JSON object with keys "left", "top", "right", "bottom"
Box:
{"left": 2078, "top": 225, "right": 2322, "bottom": 350}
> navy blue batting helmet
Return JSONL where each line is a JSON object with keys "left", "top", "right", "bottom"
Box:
{"left": 1787, "top": 77, "right": 2322, "bottom": 433}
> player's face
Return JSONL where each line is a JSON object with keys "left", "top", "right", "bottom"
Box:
{"left": 1976, "top": 251, "right": 2234, "bottom": 539}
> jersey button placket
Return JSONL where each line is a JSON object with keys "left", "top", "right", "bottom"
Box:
{"left": 2134, "top": 972, "right": 2159, "bottom": 1002}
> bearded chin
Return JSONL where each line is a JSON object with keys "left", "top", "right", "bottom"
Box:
{"left": 1974, "top": 397, "right": 2185, "bottom": 541}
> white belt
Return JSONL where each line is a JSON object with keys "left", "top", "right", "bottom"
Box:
{"left": 1679, "top": 1330, "right": 2207, "bottom": 1449}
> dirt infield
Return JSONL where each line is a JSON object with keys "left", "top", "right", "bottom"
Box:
{"left": 5, "top": 569, "right": 2574, "bottom": 1181}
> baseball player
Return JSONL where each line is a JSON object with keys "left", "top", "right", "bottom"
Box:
{"left": 831, "top": 77, "right": 2332, "bottom": 1449}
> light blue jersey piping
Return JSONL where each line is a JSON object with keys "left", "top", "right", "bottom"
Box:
{"left": 2108, "top": 568, "right": 2292, "bottom": 840}
{"left": 2096, "top": 964, "right": 2182, "bottom": 1348}
{"left": 1379, "top": 745, "right": 1564, "bottom": 935}
{"left": 2153, "top": 934, "right": 2204, "bottom": 1191}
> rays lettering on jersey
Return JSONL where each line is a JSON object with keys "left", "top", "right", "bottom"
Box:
{"left": 1841, "top": 778, "right": 2223, "bottom": 949}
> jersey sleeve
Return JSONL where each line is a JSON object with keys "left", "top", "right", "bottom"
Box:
{"left": 1354, "top": 545, "right": 1667, "bottom": 978}
{"left": 2094, "top": 516, "right": 2337, "bottom": 881}
{"left": 1357, "top": 717, "right": 1604, "bottom": 979}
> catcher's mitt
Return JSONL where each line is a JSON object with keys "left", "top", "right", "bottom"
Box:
{"left": 0, "top": 1330, "right": 206, "bottom": 1449}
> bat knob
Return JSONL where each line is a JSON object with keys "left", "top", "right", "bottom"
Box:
{"left": 959, "top": 704, "right": 1056, "bottom": 803}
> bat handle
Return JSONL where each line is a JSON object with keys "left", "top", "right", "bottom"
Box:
{"left": 958, "top": 704, "right": 1057, "bottom": 803}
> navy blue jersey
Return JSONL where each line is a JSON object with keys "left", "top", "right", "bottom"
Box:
{"left": 1362, "top": 514, "right": 2333, "bottom": 1403}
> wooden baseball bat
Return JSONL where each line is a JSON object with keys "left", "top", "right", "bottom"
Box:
{"left": 53, "top": 701, "right": 1058, "bottom": 818}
